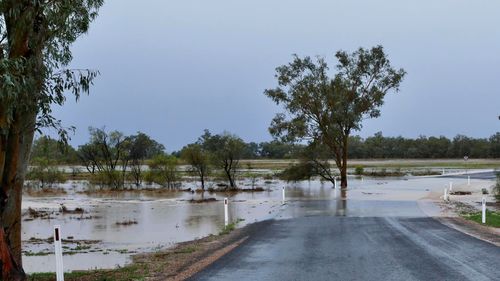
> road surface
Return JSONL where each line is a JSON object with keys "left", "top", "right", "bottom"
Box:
{"left": 442, "top": 171, "right": 497, "bottom": 180}
{"left": 190, "top": 216, "right": 499, "bottom": 281}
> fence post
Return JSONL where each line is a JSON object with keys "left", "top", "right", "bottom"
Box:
{"left": 54, "top": 225, "right": 64, "bottom": 281}
{"left": 224, "top": 198, "right": 229, "bottom": 227}
{"left": 482, "top": 197, "right": 486, "bottom": 224}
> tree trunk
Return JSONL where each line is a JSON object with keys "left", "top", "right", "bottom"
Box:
{"left": 340, "top": 137, "right": 349, "bottom": 189}
{"left": 0, "top": 111, "right": 35, "bottom": 281}
{"left": 0, "top": 228, "right": 25, "bottom": 281}
{"left": 226, "top": 169, "right": 236, "bottom": 189}
{"left": 200, "top": 173, "right": 205, "bottom": 190}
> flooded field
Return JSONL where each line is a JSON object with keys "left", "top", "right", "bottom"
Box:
{"left": 21, "top": 171, "right": 495, "bottom": 273}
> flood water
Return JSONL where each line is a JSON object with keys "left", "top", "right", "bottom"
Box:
{"left": 21, "top": 173, "right": 493, "bottom": 273}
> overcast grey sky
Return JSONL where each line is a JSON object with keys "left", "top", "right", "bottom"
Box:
{"left": 52, "top": 0, "right": 500, "bottom": 151}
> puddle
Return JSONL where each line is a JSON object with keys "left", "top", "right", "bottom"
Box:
{"left": 22, "top": 174, "right": 493, "bottom": 273}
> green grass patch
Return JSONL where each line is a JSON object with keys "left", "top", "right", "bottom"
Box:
{"left": 219, "top": 218, "right": 245, "bottom": 235}
{"left": 464, "top": 210, "right": 500, "bottom": 228}
{"left": 28, "top": 264, "right": 146, "bottom": 281}
{"left": 174, "top": 245, "right": 197, "bottom": 254}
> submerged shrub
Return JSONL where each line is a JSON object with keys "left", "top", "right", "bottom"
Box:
{"left": 145, "top": 155, "right": 180, "bottom": 189}
{"left": 26, "top": 159, "right": 65, "bottom": 188}
{"left": 89, "top": 170, "right": 123, "bottom": 189}
{"left": 354, "top": 166, "right": 364, "bottom": 175}
{"left": 278, "top": 162, "right": 315, "bottom": 182}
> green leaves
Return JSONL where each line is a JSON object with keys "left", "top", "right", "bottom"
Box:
{"left": 265, "top": 46, "right": 406, "bottom": 186}
{"left": 0, "top": 0, "right": 104, "bottom": 140}
{"left": 265, "top": 46, "right": 406, "bottom": 144}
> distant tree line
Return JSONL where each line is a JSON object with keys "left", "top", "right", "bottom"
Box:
{"left": 30, "top": 131, "right": 500, "bottom": 168}
{"left": 348, "top": 132, "right": 500, "bottom": 159}
{"left": 28, "top": 129, "right": 500, "bottom": 190}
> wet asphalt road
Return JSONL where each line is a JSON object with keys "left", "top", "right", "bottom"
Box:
{"left": 190, "top": 216, "right": 500, "bottom": 281}
{"left": 442, "top": 171, "right": 497, "bottom": 180}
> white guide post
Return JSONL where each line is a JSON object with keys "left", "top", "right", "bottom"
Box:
{"left": 443, "top": 188, "right": 448, "bottom": 201}
{"left": 449, "top": 182, "right": 453, "bottom": 192}
{"left": 224, "top": 198, "right": 229, "bottom": 227}
{"left": 482, "top": 197, "right": 486, "bottom": 224}
{"left": 53, "top": 225, "right": 64, "bottom": 281}
{"left": 334, "top": 177, "right": 337, "bottom": 188}
{"left": 442, "top": 168, "right": 445, "bottom": 175}
{"left": 282, "top": 187, "right": 286, "bottom": 204}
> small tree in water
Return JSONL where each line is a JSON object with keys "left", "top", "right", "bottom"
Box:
{"left": 181, "top": 144, "right": 210, "bottom": 190}
{"left": 265, "top": 46, "right": 406, "bottom": 188}
{"left": 199, "top": 130, "right": 245, "bottom": 190}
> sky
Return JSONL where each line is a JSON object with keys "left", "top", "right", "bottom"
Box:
{"left": 51, "top": 0, "right": 500, "bottom": 152}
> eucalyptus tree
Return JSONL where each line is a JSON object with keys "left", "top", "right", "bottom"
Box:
{"left": 199, "top": 130, "right": 245, "bottom": 189}
{"left": 30, "top": 136, "right": 77, "bottom": 164}
{"left": 265, "top": 46, "right": 405, "bottom": 188}
{"left": 78, "top": 127, "right": 127, "bottom": 189}
{"left": 180, "top": 143, "right": 210, "bottom": 190}
{"left": 0, "top": 2, "right": 103, "bottom": 278}
{"left": 127, "top": 132, "right": 165, "bottom": 187}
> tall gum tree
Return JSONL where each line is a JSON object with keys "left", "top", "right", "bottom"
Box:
{"left": 265, "top": 46, "right": 406, "bottom": 188}
{"left": 0, "top": 1, "right": 103, "bottom": 279}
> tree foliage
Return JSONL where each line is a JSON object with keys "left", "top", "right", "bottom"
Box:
{"left": 145, "top": 155, "right": 179, "bottom": 189}
{"left": 77, "top": 128, "right": 165, "bottom": 189}
{"left": 265, "top": 46, "right": 406, "bottom": 187}
{"left": 199, "top": 130, "right": 245, "bottom": 189}
{"left": 180, "top": 143, "right": 210, "bottom": 190}
{"left": 30, "top": 136, "right": 78, "bottom": 164}
{"left": 126, "top": 132, "right": 165, "bottom": 187}
{"left": 348, "top": 132, "right": 500, "bottom": 159}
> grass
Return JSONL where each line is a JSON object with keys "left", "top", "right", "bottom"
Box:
{"left": 219, "top": 223, "right": 236, "bottom": 235}
{"left": 28, "top": 264, "right": 147, "bottom": 281}
{"left": 173, "top": 245, "right": 197, "bottom": 254}
{"left": 464, "top": 210, "right": 500, "bottom": 228}
{"left": 219, "top": 218, "right": 245, "bottom": 235}
{"left": 23, "top": 251, "right": 52, "bottom": 256}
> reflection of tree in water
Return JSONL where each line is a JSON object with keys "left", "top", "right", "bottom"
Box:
{"left": 183, "top": 201, "right": 220, "bottom": 232}
{"left": 286, "top": 183, "right": 306, "bottom": 198}
{"left": 335, "top": 189, "right": 348, "bottom": 216}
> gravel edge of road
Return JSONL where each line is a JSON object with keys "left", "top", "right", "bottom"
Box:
{"left": 435, "top": 216, "right": 500, "bottom": 247}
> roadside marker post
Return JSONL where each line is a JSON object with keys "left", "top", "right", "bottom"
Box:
{"left": 443, "top": 188, "right": 448, "bottom": 201}
{"left": 442, "top": 168, "right": 445, "bottom": 175}
{"left": 224, "top": 198, "right": 229, "bottom": 227}
{"left": 449, "top": 182, "right": 453, "bottom": 192}
{"left": 282, "top": 187, "right": 286, "bottom": 204}
{"left": 334, "top": 177, "right": 337, "bottom": 188}
{"left": 482, "top": 197, "right": 486, "bottom": 224}
{"left": 53, "top": 225, "right": 64, "bottom": 281}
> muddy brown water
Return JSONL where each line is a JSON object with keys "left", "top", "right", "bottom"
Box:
{"left": 21, "top": 173, "right": 494, "bottom": 273}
